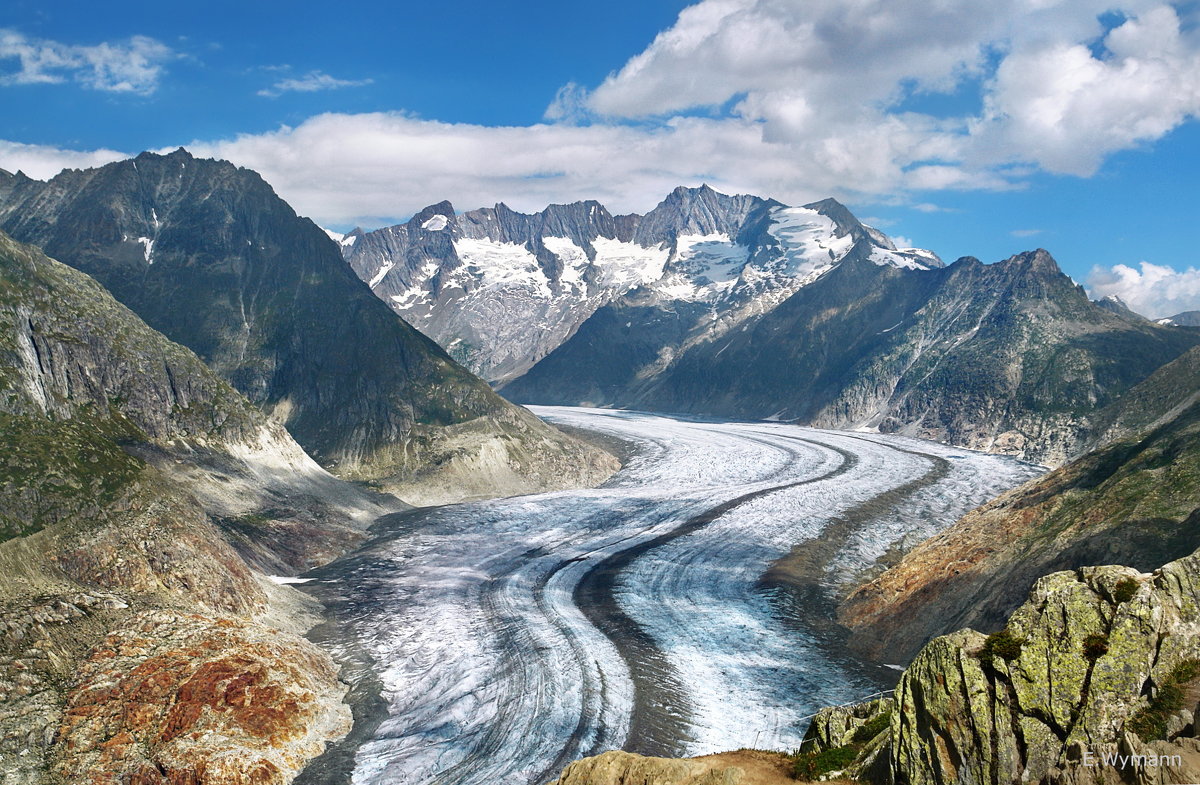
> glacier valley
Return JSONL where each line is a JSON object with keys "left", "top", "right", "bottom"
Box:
{"left": 299, "top": 408, "right": 1043, "bottom": 785}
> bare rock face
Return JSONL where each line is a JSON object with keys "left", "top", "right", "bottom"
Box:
{"left": 53, "top": 611, "right": 351, "bottom": 785}
{"left": 550, "top": 750, "right": 743, "bottom": 785}
{"left": 50, "top": 478, "right": 267, "bottom": 617}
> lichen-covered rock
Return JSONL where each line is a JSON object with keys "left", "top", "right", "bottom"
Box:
{"left": 51, "top": 611, "right": 351, "bottom": 785}
{"left": 805, "top": 697, "right": 894, "bottom": 750}
{"left": 886, "top": 551, "right": 1200, "bottom": 785}
{"left": 549, "top": 750, "right": 743, "bottom": 785}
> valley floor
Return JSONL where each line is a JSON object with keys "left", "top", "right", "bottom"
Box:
{"left": 295, "top": 408, "right": 1043, "bottom": 785}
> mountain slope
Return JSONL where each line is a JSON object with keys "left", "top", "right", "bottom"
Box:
{"left": 1160, "top": 309, "right": 1200, "bottom": 326}
{"left": 343, "top": 186, "right": 937, "bottom": 382}
{"left": 508, "top": 246, "right": 1200, "bottom": 465}
{"left": 839, "top": 345, "right": 1200, "bottom": 664}
{"left": 0, "top": 151, "right": 615, "bottom": 501}
{"left": 0, "top": 229, "right": 387, "bottom": 783}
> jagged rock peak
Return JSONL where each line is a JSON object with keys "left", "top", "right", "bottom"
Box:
{"left": 135, "top": 146, "right": 194, "bottom": 162}
{"left": 1095, "top": 294, "right": 1150, "bottom": 322}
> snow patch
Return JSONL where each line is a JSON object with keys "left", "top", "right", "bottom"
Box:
{"left": 368, "top": 261, "right": 395, "bottom": 289}
{"left": 323, "top": 228, "right": 359, "bottom": 247}
{"left": 137, "top": 237, "right": 154, "bottom": 264}
{"left": 421, "top": 214, "right": 449, "bottom": 231}
{"left": 869, "top": 246, "right": 937, "bottom": 270}
{"left": 767, "top": 207, "right": 854, "bottom": 277}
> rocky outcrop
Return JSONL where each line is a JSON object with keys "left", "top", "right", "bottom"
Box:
{"left": 802, "top": 550, "right": 1200, "bottom": 785}
{"left": 550, "top": 750, "right": 742, "bottom": 785}
{"left": 0, "top": 150, "right": 617, "bottom": 501}
{"left": 52, "top": 611, "right": 350, "bottom": 785}
{"left": 838, "top": 352, "right": 1200, "bottom": 665}
{"left": 545, "top": 748, "right": 817, "bottom": 785}
{"left": 889, "top": 556, "right": 1200, "bottom": 785}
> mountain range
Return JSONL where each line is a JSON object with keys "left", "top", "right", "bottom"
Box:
{"left": 340, "top": 185, "right": 1200, "bottom": 466}
{"left": 3, "top": 148, "right": 1200, "bottom": 785}
{"left": 338, "top": 185, "right": 939, "bottom": 383}
{"left": 0, "top": 150, "right": 616, "bottom": 504}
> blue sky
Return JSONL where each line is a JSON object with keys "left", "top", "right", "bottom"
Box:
{"left": 2, "top": 0, "right": 1199, "bottom": 316}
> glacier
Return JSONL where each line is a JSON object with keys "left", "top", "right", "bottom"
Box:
{"left": 301, "top": 408, "right": 1041, "bottom": 785}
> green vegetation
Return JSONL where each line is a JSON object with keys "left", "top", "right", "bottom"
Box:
{"left": 790, "top": 711, "right": 892, "bottom": 781}
{"left": 978, "top": 630, "right": 1025, "bottom": 667}
{"left": 0, "top": 407, "right": 146, "bottom": 541}
{"left": 1082, "top": 633, "right": 1109, "bottom": 660}
{"left": 1112, "top": 578, "right": 1139, "bottom": 604}
{"left": 1127, "top": 659, "right": 1200, "bottom": 741}
{"left": 851, "top": 711, "right": 892, "bottom": 744}
{"left": 791, "top": 744, "right": 858, "bottom": 781}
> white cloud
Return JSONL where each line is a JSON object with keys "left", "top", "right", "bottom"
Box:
{"left": 0, "top": 1, "right": 1196, "bottom": 236}
{"left": 0, "top": 139, "right": 127, "bottom": 179}
{"left": 171, "top": 112, "right": 865, "bottom": 225}
{"left": 970, "top": 6, "right": 1200, "bottom": 174}
{"left": 1087, "top": 261, "right": 1200, "bottom": 318}
{"left": 575, "top": 1, "right": 1199, "bottom": 189}
{"left": 258, "top": 70, "right": 373, "bottom": 98}
{"left": 0, "top": 28, "right": 172, "bottom": 94}
{"left": 1011, "top": 228, "right": 1043, "bottom": 237}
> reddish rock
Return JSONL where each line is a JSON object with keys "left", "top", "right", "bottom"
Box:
{"left": 52, "top": 611, "right": 351, "bottom": 785}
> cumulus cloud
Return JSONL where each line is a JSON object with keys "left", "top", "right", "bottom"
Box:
{"left": 1087, "top": 261, "right": 1200, "bottom": 318}
{"left": 1, "top": 1, "right": 1197, "bottom": 233}
{"left": 0, "top": 28, "right": 172, "bottom": 94}
{"left": 258, "top": 70, "right": 373, "bottom": 98}
{"left": 577, "top": 1, "right": 1200, "bottom": 188}
{"left": 0, "top": 139, "right": 127, "bottom": 179}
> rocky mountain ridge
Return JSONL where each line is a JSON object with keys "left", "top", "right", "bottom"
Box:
{"left": 0, "top": 150, "right": 617, "bottom": 503}
{"left": 1160, "top": 310, "right": 1200, "bottom": 327}
{"left": 507, "top": 245, "right": 1200, "bottom": 466}
{"left": 339, "top": 185, "right": 938, "bottom": 382}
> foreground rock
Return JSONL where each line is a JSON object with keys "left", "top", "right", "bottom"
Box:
{"left": 803, "top": 550, "right": 1200, "bottom": 785}
{"left": 53, "top": 611, "right": 350, "bottom": 785}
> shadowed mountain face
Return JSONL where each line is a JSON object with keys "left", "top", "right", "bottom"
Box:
{"left": 0, "top": 228, "right": 395, "bottom": 571}
{"left": 0, "top": 150, "right": 615, "bottom": 497}
{"left": 506, "top": 244, "right": 1200, "bottom": 466}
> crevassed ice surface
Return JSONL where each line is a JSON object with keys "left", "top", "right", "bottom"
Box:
{"left": 310, "top": 408, "right": 1042, "bottom": 785}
